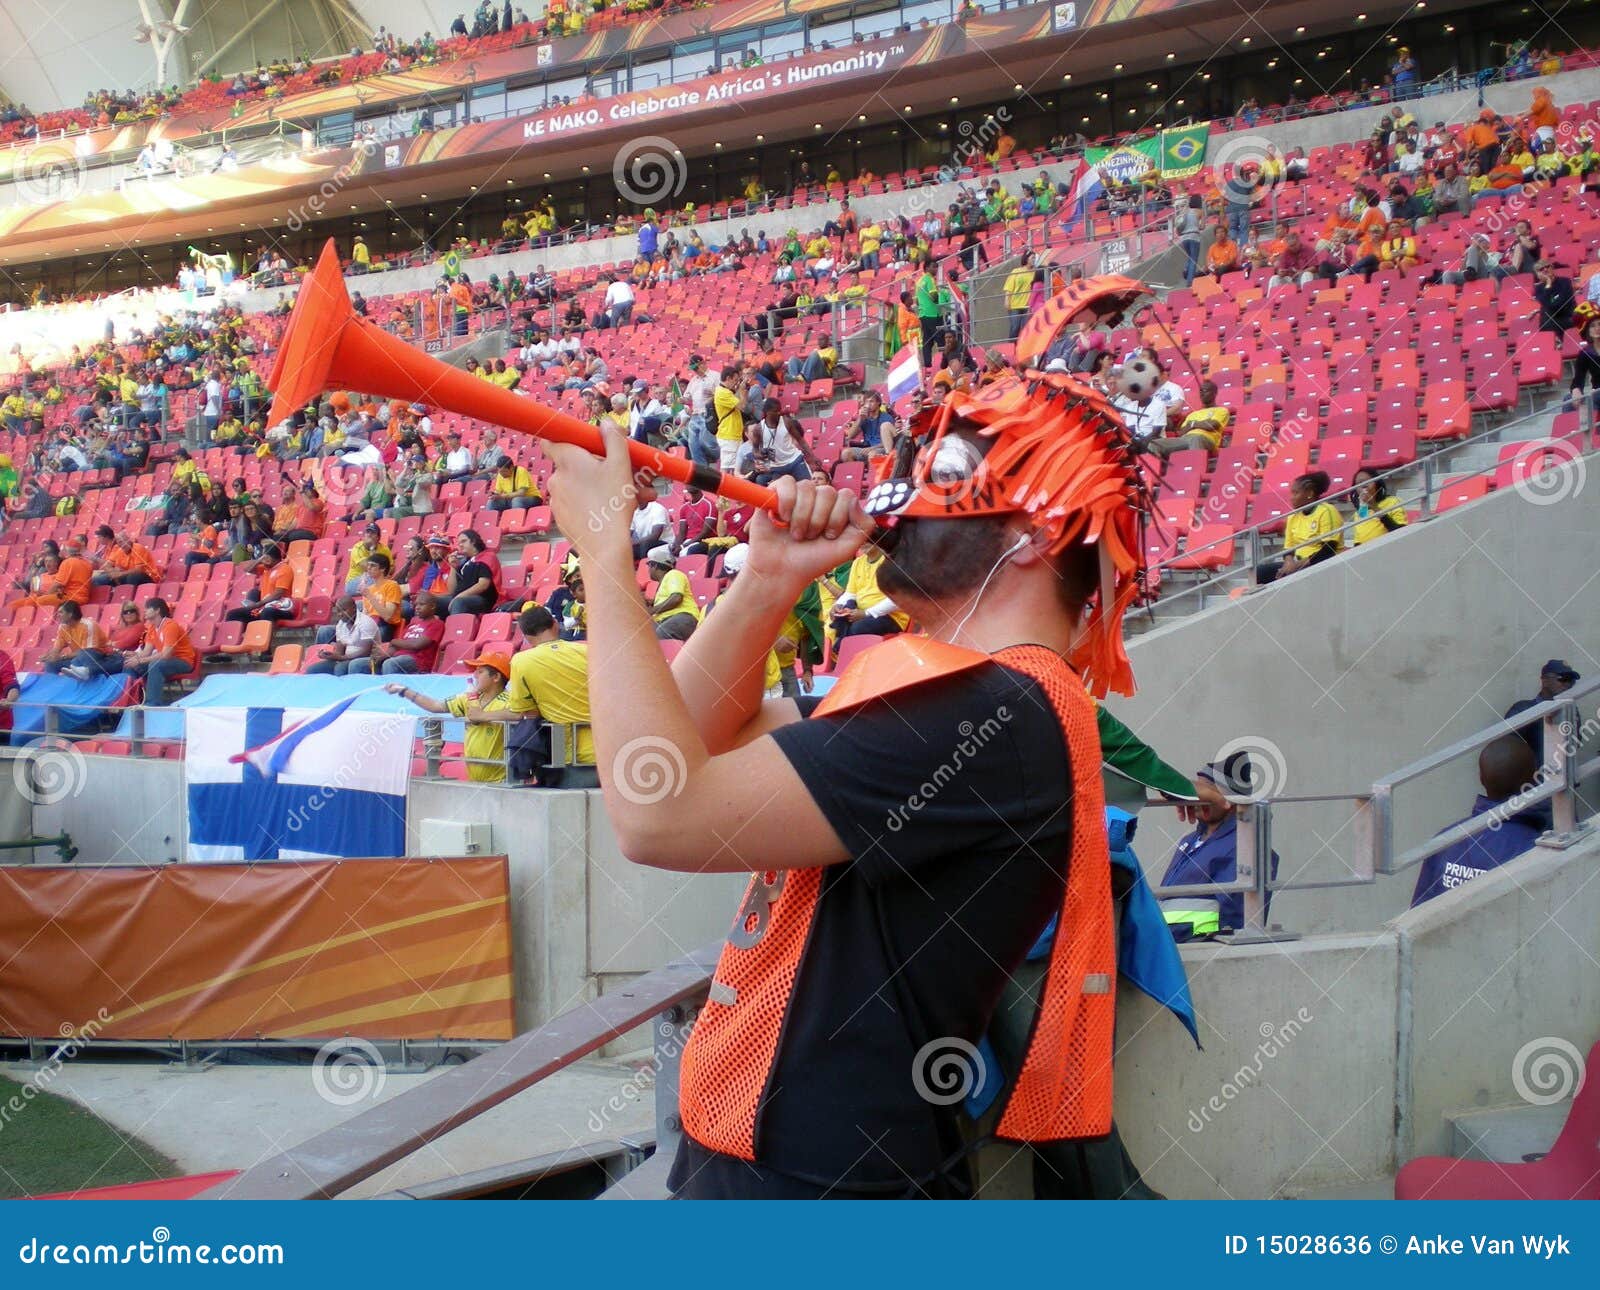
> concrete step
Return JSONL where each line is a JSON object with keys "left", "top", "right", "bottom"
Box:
{"left": 1446, "top": 1101, "right": 1570, "bottom": 1164}
{"left": 1283, "top": 1176, "right": 1396, "bottom": 1200}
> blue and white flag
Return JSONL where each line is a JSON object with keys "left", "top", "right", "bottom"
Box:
{"left": 185, "top": 697, "right": 416, "bottom": 862}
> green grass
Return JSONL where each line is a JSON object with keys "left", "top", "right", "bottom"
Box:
{"left": 0, "top": 1072, "right": 180, "bottom": 1199}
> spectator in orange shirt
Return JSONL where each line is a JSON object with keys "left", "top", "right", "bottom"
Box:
{"left": 1527, "top": 86, "right": 1559, "bottom": 148}
{"left": 278, "top": 478, "right": 326, "bottom": 543}
{"left": 92, "top": 535, "right": 160, "bottom": 587}
{"left": 41, "top": 600, "right": 112, "bottom": 677}
{"left": 1317, "top": 201, "right": 1358, "bottom": 251}
{"left": 1350, "top": 226, "right": 1384, "bottom": 277}
{"left": 224, "top": 542, "right": 297, "bottom": 623}
{"left": 1464, "top": 108, "right": 1502, "bottom": 170}
{"left": 123, "top": 597, "right": 197, "bottom": 706}
{"left": 8, "top": 539, "right": 92, "bottom": 609}
{"left": 1205, "top": 224, "right": 1240, "bottom": 277}
{"left": 358, "top": 552, "right": 405, "bottom": 639}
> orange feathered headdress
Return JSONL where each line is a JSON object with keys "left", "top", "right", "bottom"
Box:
{"left": 863, "top": 372, "right": 1148, "bottom": 697}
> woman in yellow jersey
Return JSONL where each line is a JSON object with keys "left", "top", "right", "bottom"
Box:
{"left": 387, "top": 653, "right": 512, "bottom": 782}
{"left": 1257, "top": 470, "right": 1344, "bottom": 583}
{"left": 1350, "top": 468, "right": 1409, "bottom": 546}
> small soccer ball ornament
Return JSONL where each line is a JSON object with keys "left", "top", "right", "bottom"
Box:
{"left": 1117, "top": 356, "right": 1160, "bottom": 400}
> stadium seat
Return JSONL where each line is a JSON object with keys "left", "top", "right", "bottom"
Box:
{"left": 831, "top": 633, "right": 885, "bottom": 673}
{"left": 1435, "top": 476, "right": 1493, "bottom": 513}
{"left": 1395, "top": 1041, "right": 1600, "bottom": 1199}
{"left": 1169, "top": 525, "right": 1235, "bottom": 571}
{"left": 221, "top": 620, "right": 273, "bottom": 657}
{"left": 267, "top": 644, "right": 304, "bottom": 675}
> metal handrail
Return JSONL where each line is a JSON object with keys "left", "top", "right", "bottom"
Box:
{"left": 1156, "top": 681, "right": 1599, "bottom": 939}
{"left": 201, "top": 942, "right": 719, "bottom": 1200}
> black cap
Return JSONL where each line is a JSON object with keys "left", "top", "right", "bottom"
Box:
{"left": 1541, "top": 659, "right": 1581, "bottom": 682}
{"left": 1196, "top": 752, "right": 1255, "bottom": 797}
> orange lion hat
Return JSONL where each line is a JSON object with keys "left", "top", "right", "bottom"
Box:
{"left": 863, "top": 372, "right": 1148, "bottom": 698}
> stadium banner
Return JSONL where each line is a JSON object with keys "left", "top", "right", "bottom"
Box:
{"left": 0, "top": 857, "right": 515, "bottom": 1041}
{"left": 1087, "top": 124, "right": 1211, "bottom": 182}
{"left": 0, "top": 0, "right": 1210, "bottom": 182}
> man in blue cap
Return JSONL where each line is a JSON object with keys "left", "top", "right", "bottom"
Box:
{"left": 1504, "top": 658, "right": 1580, "bottom": 767}
{"left": 1160, "top": 752, "right": 1281, "bottom": 934}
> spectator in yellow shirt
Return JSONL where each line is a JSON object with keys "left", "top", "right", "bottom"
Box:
{"left": 506, "top": 606, "right": 595, "bottom": 781}
{"left": 387, "top": 653, "right": 512, "bottom": 783}
{"left": 1257, "top": 471, "right": 1344, "bottom": 583}
{"left": 344, "top": 523, "right": 392, "bottom": 593}
{"left": 832, "top": 546, "right": 909, "bottom": 638}
{"left": 713, "top": 363, "right": 749, "bottom": 472}
{"left": 1003, "top": 254, "right": 1036, "bottom": 338}
{"left": 488, "top": 459, "right": 541, "bottom": 512}
{"left": 1350, "top": 469, "right": 1409, "bottom": 545}
{"left": 647, "top": 546, "right": 702, "bottom": 641}
{"left": 1144, "top": 380, "right": 1230, "bottom": 457}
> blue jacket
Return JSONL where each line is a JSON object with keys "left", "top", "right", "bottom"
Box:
{"left": 1161, "top": 814, "right": 1280, "bottom": 933}
{"left": 1410, "top": 795, "right": 1544, "bottom": 907}
{"left": 966, "top": 808, "right": 1198, "bottom": 1118}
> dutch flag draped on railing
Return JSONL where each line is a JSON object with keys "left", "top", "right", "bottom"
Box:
{"left": 886, "top": 345, "right": 922, "bottom": 416}
{"left": 1061, "top": 156, "right": 1105, "bottom": 229}
{"left": 185, "top": 696, "right": 416, "bottom": 862}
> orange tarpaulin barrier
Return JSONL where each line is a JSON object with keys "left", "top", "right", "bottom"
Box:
{"left": 0, "top": 857, "right": 514, "bottom": 1042}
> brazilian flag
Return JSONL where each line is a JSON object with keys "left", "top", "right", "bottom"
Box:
{"left": 882, "top": 309, "right": 900, "bottom": 362}
{"left": 791, "top": 582, "right": 825, "bottom": 667}
{"left": 1160, "top": 125, "right": 1210, "bottom": 180}
{"left": 441, "top": 250, "right": 462, "bottom": 279}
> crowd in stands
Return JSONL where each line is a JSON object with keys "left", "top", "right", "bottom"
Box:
{"left": 0, "top": 0, "right": 723, "bottom": 147}
{"left": 0, "top": 65, "right": 1593, "bottom": 804}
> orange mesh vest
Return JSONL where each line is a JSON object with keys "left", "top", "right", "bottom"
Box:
{"left": 678, "top": 638, "right": 1115, "bottom": 1162}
